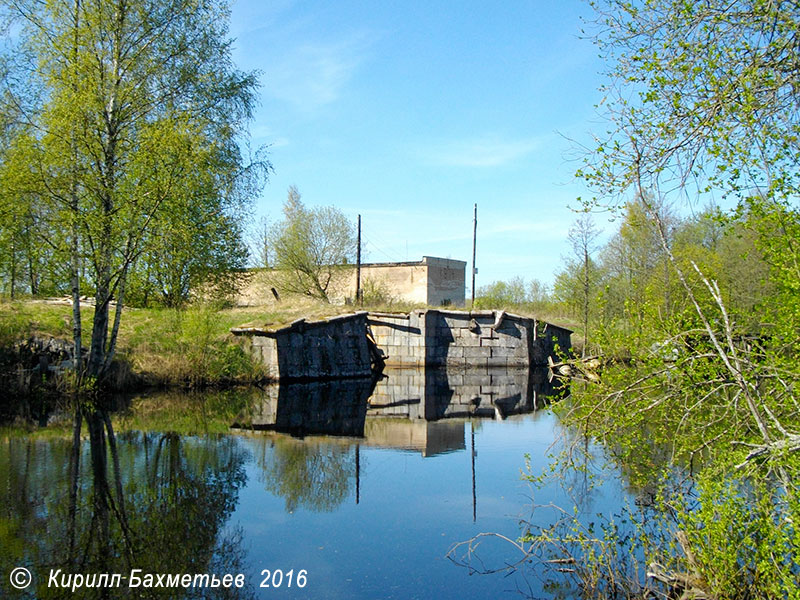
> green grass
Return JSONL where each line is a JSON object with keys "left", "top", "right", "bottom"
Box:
{"left": 1, "top": 297, "right": 577, "bottom": 388}
{"left": 0, "top": 298, "right": 424, "bottom": 387}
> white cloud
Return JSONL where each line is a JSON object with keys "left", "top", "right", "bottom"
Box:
{"left": 264, "top": 35, "right": 371, "bottom": 113}
{"left": 420, "top": 136, "right": 543, "bottom": 168}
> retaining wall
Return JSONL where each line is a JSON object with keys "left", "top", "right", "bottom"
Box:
{"left": 232, "top": 312, "right": 373, "bottom": 381}
{"left": 233, "top": 309, "right": 572, "bottom": 380}
{"left": 368, "top": 309, "right": 571, "bottom": 368}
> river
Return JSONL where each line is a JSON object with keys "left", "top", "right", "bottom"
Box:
{"left": 0, "top": 367, "right": 633, "bottom": 599}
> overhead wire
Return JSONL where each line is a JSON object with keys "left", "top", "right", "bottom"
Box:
{"left": 361, "top": 235, "right": 406, "bottom": 264}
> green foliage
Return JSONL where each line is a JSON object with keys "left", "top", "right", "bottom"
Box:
{"left": 0, "top": 0, "right": 266, "bottom": 381}
{"left": 474, "top": 276, "right": 556, "bottom": 314}
{"left": 532, "top": 2, "right": 800, "bottom": 596}
{"left": 126, "top": 303, "right": 265, "bottom": 386}
{"left": 676, "top": 470, "right": 800, "bottom": 599}
{"left": 268, "top": 186, "right": 357, "bottom": 303}
{"left": 475, "top": 276, "right": 528, "bottom": 308}
{"left": 359, "top": 276, "right": 396, "bottom": 306}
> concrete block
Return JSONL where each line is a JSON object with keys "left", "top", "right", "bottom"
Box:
{"left": 490, "top": 346, "right": 513, "bottom": 358}
{"left": 464, "top": 373, "right": 491, "bottom": 386}
{"left": 447, "top": 373, "right": 464, "bottom": 387}
{"left": 487, "top": 356, "right": 508, "bottom": 368}
{"left": 459, "top": 385, "right": 483, "bottom": 398}
{"left": 464, "top": 357, "right": 490, "bottom": 368}
{"left": 469, "top": 346, "right": 491, "bottom": 359}
{"left": 447, "top": 346, "right": 464, "bottom": 359}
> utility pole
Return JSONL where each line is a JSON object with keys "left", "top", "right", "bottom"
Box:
{"left": 471, "top": 421, "right": 477, "bottom": 522}
{"left": 356, "top": 214, "right": 362, "bottom": 305}
{"left": 471, "top": 203, "right": 477, "bottom": 307}
{"left": 356, "top": 444, "right": 360, "bottom": 504}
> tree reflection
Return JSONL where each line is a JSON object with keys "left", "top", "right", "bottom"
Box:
{"left": 0, "top": 405, "right": 253, "bottom": 599}
{"left": 255, "top": 436, "right": 357, "bottom": 513}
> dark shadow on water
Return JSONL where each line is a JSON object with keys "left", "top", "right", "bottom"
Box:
{"left": 235, "top": 367, "right": 568, "bottom": 459}
{"left": 238, "top": 366, "right": 568, "bottom": 438}
{"left": 240, "top": 377, "right": 376, "bottom": 437}
{"left": 0, "top": 402, "right": 255, "bottom": 599}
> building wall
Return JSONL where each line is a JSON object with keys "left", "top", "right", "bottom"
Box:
{"left": 234, "top": 256, "right": 466, "bottom": 307}
{"left": 424, "top": 257, "right": 466, "bottom": 306}
{"left": 347, "top": 261, "right": 429, "bottom": 305}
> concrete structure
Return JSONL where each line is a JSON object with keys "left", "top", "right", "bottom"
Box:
{"left": 231, "top": 313, "right": 375, "bottom": 381}
{"left": 349, "top": 256, "right": 466, "bottom": 307}
{"left": 232, "top": 309, "right": 572, "bottom": 381}
{"left": 368, "top": 309, "right": 572, "bottom": 368}
{"left": 234, "top": 256, "right": 467, "bottom": 307}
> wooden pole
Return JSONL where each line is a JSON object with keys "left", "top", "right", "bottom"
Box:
{"left": 356, "top": 214, "right": 362, "bottom": 305}
{"left": 471, "top": 204, "right": 477, "bottom": 307}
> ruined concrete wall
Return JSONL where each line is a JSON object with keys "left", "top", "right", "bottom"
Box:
{"left": 236, "top": 313, "right": 373, "bottom": 381}
{"left": 237, "top": 309, "right": 572, "bottom": 380}
{"left": 531, "top": 321, "right": 573, "bottom": 364}
{"left": 368, "top": 309, "right": 567, "bottom": 368}
{"left": 424, "top": 310, "right": 534, "bottom": 368}
{"left": 368, "top": 312, "right": 426, "bottom": 367}
{"left": 247, "top": 334, "right": 280, "bottom": 379}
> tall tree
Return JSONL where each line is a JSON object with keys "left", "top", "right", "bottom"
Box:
{"left": 269, "top": 186, "right": 357, "bottom": 303}
{"left": 561, "top": 2, "right": 800, "bottom": 595}
{"left": 0, "top": 0, "right": 264, "bottom": 383}
{"left": 579, "top": 0, "right": 800, "bottom": 453}
{"left": 567, "top": 214, "right": 601, "bottom": 355}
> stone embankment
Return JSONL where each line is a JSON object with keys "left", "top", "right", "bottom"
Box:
{"left": 232, "top": 309, "right": 572, "bottom": 381}
{"left": 367, "top": 309, "right": 571, "bottom": 368}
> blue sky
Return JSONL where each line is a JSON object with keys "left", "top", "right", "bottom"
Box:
{"left": 229, "top": 0, "right": 606, "bottom": 288}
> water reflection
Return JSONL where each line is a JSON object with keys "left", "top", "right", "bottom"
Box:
{"left": 0, "top": 407, "right": 253, "bottom": 599}
{"left": 243, "top": 377, "right": 375, "bottom": 437}
{"left": 236, "top": 367, "right": 567, "bottom": 515}
{"left": 253, "top": 436, "right": 357, "bottom": 513}
{"left": 0, "top": 369, "right": 572, "bottom": 599}
{"left": 239, "top": 367, "right": 566, "bottom": 456}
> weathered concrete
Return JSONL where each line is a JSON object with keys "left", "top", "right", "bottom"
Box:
{"left": 232, "top": 309, "right": 571, "bottom": 381}
{"left": 233, "top": 255, "right": 467, "bottom": 307}
{"left": 368, "top": 309, "right": 572, "bottom": 368}
{"left": 232, "top": 312, "right": 375, "bottom": 381}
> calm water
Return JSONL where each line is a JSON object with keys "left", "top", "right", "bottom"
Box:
{"left": 0, "top": 368, "right": 631, "bottom": 599}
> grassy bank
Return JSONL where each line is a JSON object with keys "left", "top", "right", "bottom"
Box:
{"left": 1, "top": 298, "right": 575, "bottom": 390}
{"left": 0, "top": 298, "right": 354, "bottom": 388}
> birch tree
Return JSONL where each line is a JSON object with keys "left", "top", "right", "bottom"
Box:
{"left": 0, "top": 0, "right": 263, "bottom": 383}
{"left": 269, "top": 186, "right": 357, "bottom": 303}
{"left": 561, "top": 1, "right": 800, "bottom": 595}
